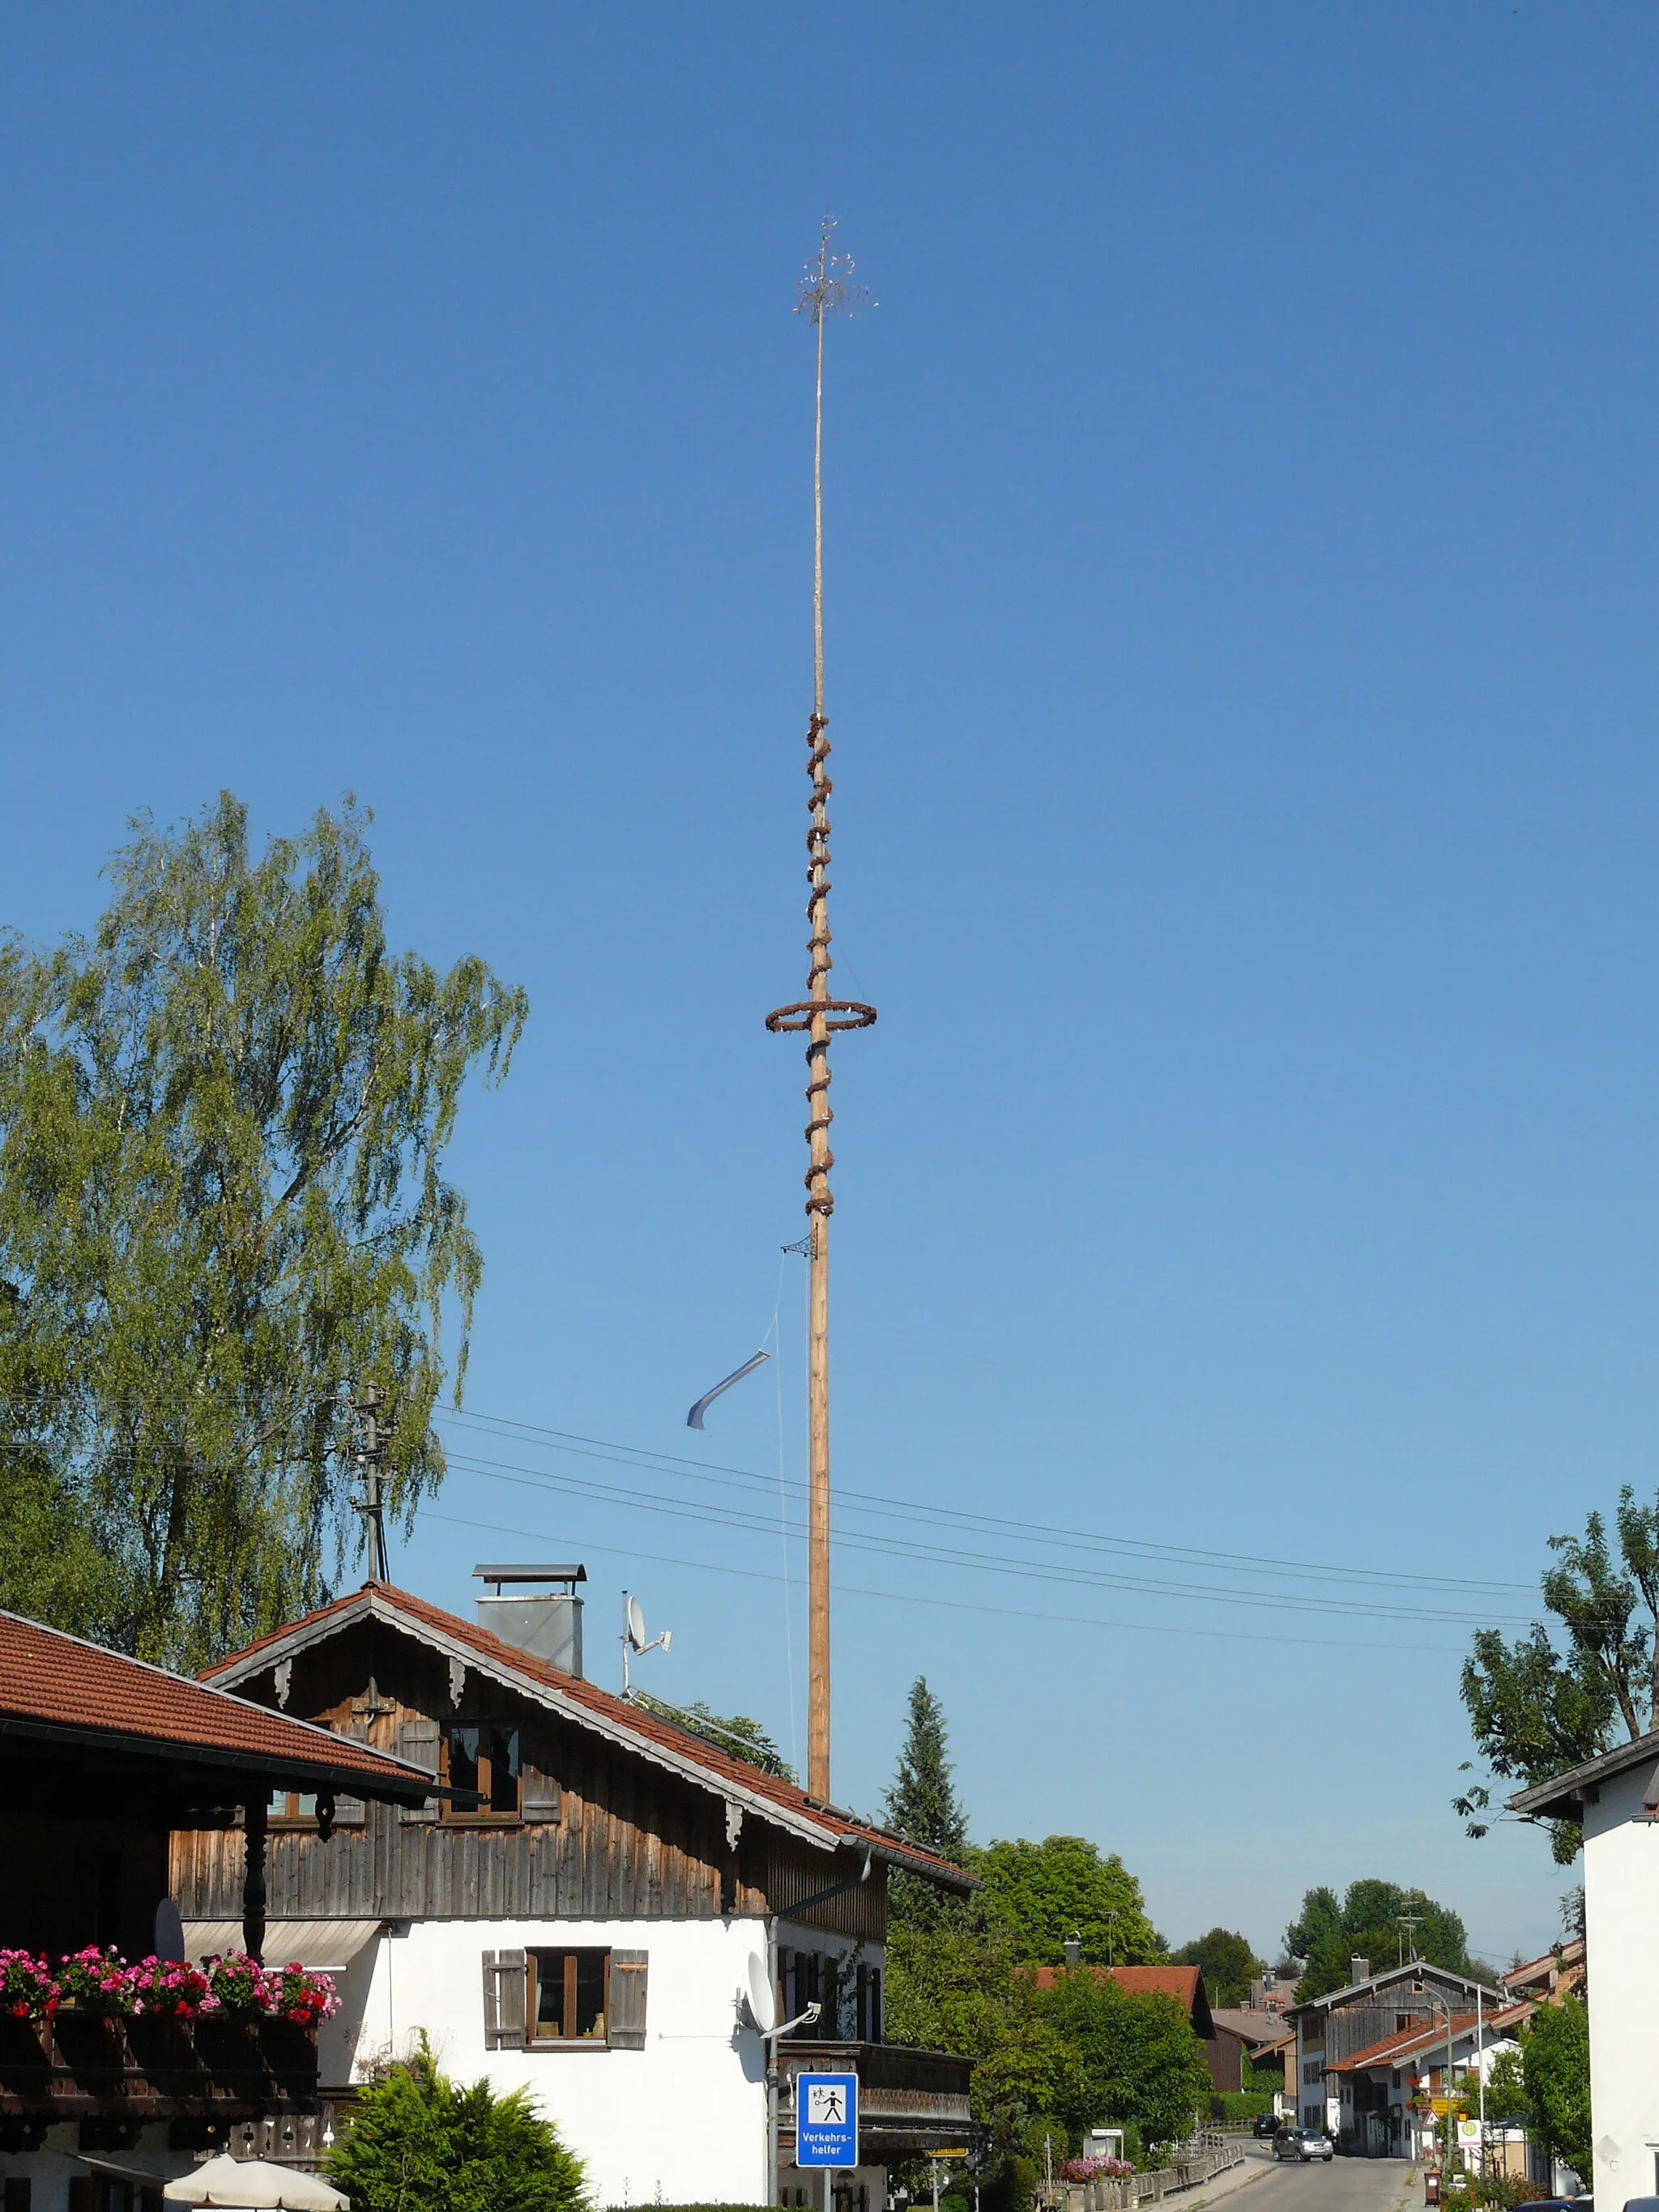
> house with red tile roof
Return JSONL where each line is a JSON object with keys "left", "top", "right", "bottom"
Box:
{"left": 1285, "top": 1960, "right": 1504, "bottom": 2152}
{"left": 181, "top": 1570, "right": 975, "bottom": 2210}
{"left": 0, "top": 1607, "right": 432, "bottom": 2212}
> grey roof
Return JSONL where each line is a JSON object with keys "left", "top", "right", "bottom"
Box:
{"left": 1284, "top": 1962, "right": 1504, "bottom": 2021}
{"left": 1508, "top": 1729, "right": 1659, "bottom": 1822}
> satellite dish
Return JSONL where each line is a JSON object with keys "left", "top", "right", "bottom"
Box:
{"left": 154, "top": 1898, "right": 186, "bottom": 1963}
{"left": 746, "top": 1950, "right": 778, "bottom": 2035}
{"left": 626, "top": 1595, "right": 647, "bottom": 1652}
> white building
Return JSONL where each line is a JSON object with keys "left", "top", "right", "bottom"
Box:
{"left": 177, "top": 1569, "right": 975, "bottom": 2208}
{"left": 1513, "top": 1740, "right": 1651, "bottom": 2206}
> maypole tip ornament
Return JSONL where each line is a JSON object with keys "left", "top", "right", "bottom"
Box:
{"left": 685, "top": 1349, "right": 771, "bottom": 1431}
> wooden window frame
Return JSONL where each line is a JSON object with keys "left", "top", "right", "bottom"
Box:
{"left": 268, "top": 1788, "right": 320, "bottom": 1829}
{"left": 441, "top": 1721, "right": 522, "bottom": 1826}
{"left": 527, "top": 1947, "right": 611, "bottom": 2047}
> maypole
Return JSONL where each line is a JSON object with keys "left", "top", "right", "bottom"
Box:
{"left": 766, "top": 219, "right": 876, "bottom": 1803}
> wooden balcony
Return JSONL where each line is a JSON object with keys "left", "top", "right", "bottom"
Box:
{"left": 0, "top": 2014, "right": 317, "bottom": 2122}
{"left": 778, "top": 2040, "right": 975, "bottom": 2161}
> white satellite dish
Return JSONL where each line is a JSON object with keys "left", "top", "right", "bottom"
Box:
{"left": 154, "top": 1898, "right": 186, "bottom": 1963}
{"left": 621, "top": 1590, "right": 672, "bottom": 1694}
{"left": 746, "top": 1950, "right": 778, "bottom": 2035}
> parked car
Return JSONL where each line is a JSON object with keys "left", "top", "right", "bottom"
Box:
{"left": 1274, "top": 2129, "right": 1334, "bottom": 2163}
{"left": 1253, "top": 2116, "right": 1282, "bottom": 2139}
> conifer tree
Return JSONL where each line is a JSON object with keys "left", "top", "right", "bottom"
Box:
{"left": 883, "top": 1676, "right": 970, "bottom": 1929}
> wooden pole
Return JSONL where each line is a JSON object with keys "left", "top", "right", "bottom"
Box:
{"left": 768, "top": 223, "right": 876, "bottom": 1808}
{"left": 806, "top": 262, "right": 832, "bottom": 1805}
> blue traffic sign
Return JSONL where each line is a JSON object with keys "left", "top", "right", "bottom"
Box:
{"left": 795, "top": 2071, "right": 859, "bottom": 2168}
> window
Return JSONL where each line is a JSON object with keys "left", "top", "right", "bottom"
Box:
{"left": 1303, "top": 2061, "right": 1324, "bottom": 2086}
{"left": 269, "top": 1788, "right": 319, "bottom": 1824}
{"left": 445, "top": 1724, "right": 521, "bottom": 1819}
{"left": 1395, "top": 2014, "right": 1410, "bottom": 2033}
{"left": 530, "top": 1950, "right": 609, "bottom": 2042}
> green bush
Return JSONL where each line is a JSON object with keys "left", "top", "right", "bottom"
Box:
{"left": 329, "top": 2035, "right": 588, "bottom": 2212}
{"left": 1212, "top": 2093, "right": 1274, "bottom": 2125}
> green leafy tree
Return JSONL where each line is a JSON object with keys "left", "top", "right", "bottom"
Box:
{"left": 1284, "top": 1881, "right": 1478, "bottom": 2002}
{"left": 1457, "top": 1496, "right": 1659, "bottom": 1863}
{"left": 1035, "top": 1970, "right": 1214, "bottom": 2150}
{"left": 633, "top": 1692, "right": 794, "bottom": 1779}
{"left": 1170, "top": 1928, "right": 1261, "bottom": 2010}
{"left": 883, "top": 1677, "right": 971, "bottom": 1929}
{"left": 885, "top": 1921, "right": 1026, "bottom": 2062}
{"left": 0, "top": 795, "right": 527, "bottom": 1666}
{"left": 1483, "top": 2045, "right": 1531, "bottom": 2125}
{"left": 1521, "top": 1999, "right": 1591, "bottom": 2180}
{"left": 978, "top": 1836, "right": 1165, "bottom": 1966}
{"left": 329, "top": 2037, "right": 587, "bottom": 2212}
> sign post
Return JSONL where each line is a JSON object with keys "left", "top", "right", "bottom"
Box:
{"left": 795, "top": 2073, "right": 859, "bottom": 2172}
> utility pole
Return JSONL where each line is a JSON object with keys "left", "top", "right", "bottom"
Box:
{"left": 767, "top": 219, "right": 876, "bottom": 1804}
{"left": 351, "top": 1381, "right": 388, "bottom": 1583}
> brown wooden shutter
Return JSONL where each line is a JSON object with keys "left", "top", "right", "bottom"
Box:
{"left": 481, "top": 1948, "right": 498, "bottom": 2044}
{"left": 609, "top": 1948, "right": 648, "bottom": 2049}
{"left": 498, "top": 1949, "right": 527, "bottom": 2048}
{"left": 399, "top": 1719, "right": 441, "bottom": 1823}
{"left": 67, "top": 2184, "right": 92, "bottom": 2212}
{"left": 482, "top": 1948, "right": 527, "bottom": 2049}
{"left": 141, "top": 2190, "right": 164, "bottom": 2212}
{"left": 4, "top": 2180, "right": 32, "bottom": 2212}
{"left": 520, "top": 1763, "right": 561, "bottom": 1822}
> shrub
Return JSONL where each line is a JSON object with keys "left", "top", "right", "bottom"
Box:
{"left": 329, "top": 2034, "right": 588, "bottom": 2212}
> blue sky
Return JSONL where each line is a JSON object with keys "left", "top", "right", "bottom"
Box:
{"left": 6, "top": 3, "right": 1659, "bottom": 1964}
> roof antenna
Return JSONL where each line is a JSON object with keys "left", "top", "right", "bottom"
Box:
{"left": 349, "top": 1382, "right": 389, "bottom": 1583}
{"left": 621, "top": 1591, "right": 672, "bottom": 1698}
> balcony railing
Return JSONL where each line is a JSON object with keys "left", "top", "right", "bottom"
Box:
{"left": 0, "top": 2014, "right": 317, "bottom": 2120}
{"left": 778, "top": 2040, "right": 975, "bottom": 2159}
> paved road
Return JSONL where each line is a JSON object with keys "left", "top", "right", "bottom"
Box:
{"left": 1180, "top": 2145, "right": 1421, "bottom": 2212}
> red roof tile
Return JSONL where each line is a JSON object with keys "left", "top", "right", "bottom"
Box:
{"left": 1325, "top": 2007, "right": 1533, "bottom": 2076}
{"left": 204, "top": 1581, "right": 974, "bottom": 1888}
{"left": 1026, "top": 1965, "right": 1213, "bottom": 2031}
{"left": 0, "top": 1609, "right": 431, "bottom": 1796}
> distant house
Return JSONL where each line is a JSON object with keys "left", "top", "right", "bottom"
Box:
{"left": 1321, "top": 1997, "right": 1529, "bottom": 2159}
{"left": 1286, "top": 1958, "right": 1504, "bottom": 2144}
{"left": 0, "top": 1608, "right": 430, "bottom": 2212}
{"left": 1208, "top": 2007, "right": 1293, "bottom": 2097}
{"left": 177, "top": 1569, "right": 976, "bottom": 2211}
{"left": 1512, "top": 1741, "right": 1657, "bottom": 2206}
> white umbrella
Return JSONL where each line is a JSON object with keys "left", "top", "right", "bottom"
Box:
{"left": 163, "top": 2155, "right": 348, "bottom": 2210}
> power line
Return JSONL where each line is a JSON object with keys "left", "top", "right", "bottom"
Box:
{"left": 437, "top": 1444, "right": 1540, "bottom": 1629}
{"left": 418, "top": 1508, "right": 1472, "bottom": 1657}
{"left": 436, "top": 1405, "right": 1535, "bottom": 1597}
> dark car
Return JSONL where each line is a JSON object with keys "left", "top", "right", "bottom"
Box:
{"left": 1254, "top": 2116, "right": 1281, "bottom": 2140}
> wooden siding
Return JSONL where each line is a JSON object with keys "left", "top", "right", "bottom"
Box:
{"left": 1311, "top": 1967, "right": 1483, "bottom": 2067}
{"left": 171, "top": 1616, "right": 883, "bottom": 1933}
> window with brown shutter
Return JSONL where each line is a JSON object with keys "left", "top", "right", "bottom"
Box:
{"left": 444, "top": 1723, "right": 522, "bottom": 1822}
{"left": 516, "top": 1947, "right": 648, "bottom": 2048}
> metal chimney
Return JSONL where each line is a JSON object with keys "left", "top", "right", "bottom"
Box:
{"left": 474, "top": 1565, "right": 586, "bottom": 1677}
{"left": 1350, "top": 1954, "right": 1370, "bottom": 1985}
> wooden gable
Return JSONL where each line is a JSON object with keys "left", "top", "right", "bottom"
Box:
{"left": 171, "top": 1612, "right": 885, "bottom": 1941}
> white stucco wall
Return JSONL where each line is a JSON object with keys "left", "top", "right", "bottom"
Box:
{"left": 1584, "top": 1762, "right": 1659, "bottom": 2208}
{"left": 342, "top": 1915, "right": 872, "bottom": 2208}
{"left": 347, "top": 1916, "right": 770, "bottom": 2206}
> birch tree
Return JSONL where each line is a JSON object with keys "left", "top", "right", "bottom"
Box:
{"left": 0, "top": 794, "right": 527, "bottom": 1667}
